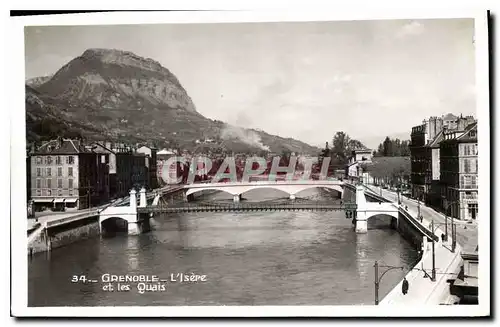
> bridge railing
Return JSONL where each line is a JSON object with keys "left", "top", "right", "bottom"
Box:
{"left": 140, "top": 201, "right": 357, "bottom": 213}
{"left": 184, "top": 179, "right": 342, "bottom": 187}
{"left": 399, "top": 206, "right": 439, "bottom": 242}
{"left": 44, "top": 210, "right": 100, "bottom": 228}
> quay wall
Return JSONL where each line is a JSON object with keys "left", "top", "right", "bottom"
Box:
{"left": 28, "top": 216, "right": 100, "bottom": 255}
{"left": 396, "top": 211, "right": 425, "bottom": 250}
{"left": 28, "top": 187, "right": 193, "bottom": 255}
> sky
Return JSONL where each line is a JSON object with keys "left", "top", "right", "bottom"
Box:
{"left": 24, "top": 19, "right": 476, "bottom": 149}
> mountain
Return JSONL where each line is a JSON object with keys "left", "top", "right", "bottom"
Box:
{"left": 26, "top": 75, "right": 53, "bottom": 88}
{"left": 26, "top": 85, "right": 106, "bottom": 143}
{"left": 26, "top": 48, "right": 320, "bottom": 155}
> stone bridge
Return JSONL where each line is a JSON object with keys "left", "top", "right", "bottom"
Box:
{"left": 184, "top": 180, "right": 344, "bottom": 202}
{"left": 98, "top": 181, "right": 401, "bottom": 235}
{"left": 350, "top": 184, "right": 399, "bottom": 233}
{"left": 98, "top": 188, "right": 152, "bottom": 235}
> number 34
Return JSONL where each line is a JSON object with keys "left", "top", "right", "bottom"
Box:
{"left": 71, "top": 275, "right": 88, "bottom": 283}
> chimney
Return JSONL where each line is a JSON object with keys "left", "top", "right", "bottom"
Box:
{"left": 428, "top": 117, "right": 436, "bottom": 141}
{"left": 436, "top": 116, "right": 443, "bottom": 133}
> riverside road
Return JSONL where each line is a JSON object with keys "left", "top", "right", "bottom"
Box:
{"left": 368, "top": 186, "right": 478, "bottom": 251}
{"left": 28, "top": 188, "right": 418, "bottom": 306}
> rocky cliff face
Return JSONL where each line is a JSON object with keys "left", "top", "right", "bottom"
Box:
{"left": 26, "top": 75, "right": 53, "bottom": 88}
{"left": 38, "top": 48, "right": 196, "bottom": 113}
{"left": 26, "top": 48, "right": 320, "bottom": 154}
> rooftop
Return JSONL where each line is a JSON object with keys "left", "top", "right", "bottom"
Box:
{"left": 35, "top": 138, "right": 87, "bottom": 155}
{"left": 456, "top": 122, "right": 478, "bottom": 141}
{"left": 443, "top": 113, "right": 458, "bottom": 121}
{"left": 428, "top": 130, "right": 444, "bottom": 148}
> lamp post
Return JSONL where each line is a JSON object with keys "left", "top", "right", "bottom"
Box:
{"left": 429, "top": 219, "right": 459, "bottom": 280}
{"left": 444, "top": 201, "right": 458, "bottom": 251}
{"left": 374, "top": 261, "right": 404, "bottom": 305}
{"left": 431, "top": 220, "right": 436, "bottom": 281}
{"left": 451, "top": 208, "right": 456, "bottom": 253}
{"left": 444, "top": 202, "right": 449, "bottom": 242}
{"left": 397, "top": 183, "right": 401, "bottom": 205}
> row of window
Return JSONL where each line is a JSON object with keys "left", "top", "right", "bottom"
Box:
{"left": 460, "top": 143, "right": 478, "bottom": 156}
{"left": 460, "top": 175, "right": 478, "bottom": 189}
{"left": 36, "top": 167, "right": 73, "bottom": 177}
{"left": 462, "top": 158, "right": 478, "bottom": 174}
{"left": 36, "top": 178, "right": 74, "bottom": 189}
{"left": 35, "top": 189, "right": 74, "bottom": 196}
{"left": 461, "top": 191, "right": 478, "bottom": 200}
{"left": 35, "top": 156, "right": 75, "bottom": 165}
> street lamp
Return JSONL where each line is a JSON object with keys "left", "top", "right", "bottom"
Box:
{"left": 427, "top": 218, "right": 457, "bottom": 281}
{"left": 421, "top": 218, "right": 439, "bottom": 282}
{"left": 431, "top": 220, "right": 436, "bottom": 281}
{"left": 373, "top": 261, "right": 404, "bottom": 305}
{"left": 397, "top": 184, "right": 401, "bottom": 205}
{"left": 443, "top": 200, "right": 459, "bottom": 252}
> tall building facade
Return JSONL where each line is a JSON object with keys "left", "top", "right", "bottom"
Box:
{"left": 136, "top": 145, "right": 158, "bottom": 190}
{"left": 427, "top": 131, "right": 444, "bottom": 208}
{"left": 29, "top": 138, "right": 110, "bottom": 211}
{"left": 440, "top": 121, "right": 478, "bottom": 220}
{"left": 410, "top": 114, "right": 456, "bottom": 202}
{"left": 410, "top": 114, "right": 478, "bottom": 220}
{"left": 410, "top": 123, "right": 428, "bottom": 201}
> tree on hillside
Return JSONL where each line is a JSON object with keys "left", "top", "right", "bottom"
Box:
{"left": 382, "top": 137, "right": 392, "bottom": 156}
{"left": 374, "top": 137, "right": 410, "bottom": 157}
{"left": 331, "top": 131, "right": 366, "bottom": 167}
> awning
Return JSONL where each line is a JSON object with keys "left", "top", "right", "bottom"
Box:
{"left": 32, "top": 198, "right": 54, "bottom": 203}
{"left": 53, "top": 198, "right": 78, "bottom": 203}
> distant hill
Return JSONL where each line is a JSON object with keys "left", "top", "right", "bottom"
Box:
{"left": 26, "top": 48, "right": 320, "bottom": 155}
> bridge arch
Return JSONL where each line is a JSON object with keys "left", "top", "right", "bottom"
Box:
{"left": 239, "top": 186, "right": 291, "bottom": 196}
{"left": 99, "top": 206, "right": 139, "bottom": 225}
{"left": 365, "top": 211, "right": 399, "bottom": 221}
{"left": 185, "top": 183, "right": 344, "bottom": 198}
{"left": 291, "top": 185, "right": 343, "bottom": 197}
{"left": 366, "top": 213, "right": 398, "bottom": 230}
{"left": 185, "top": 187, "right": 239, "bottom": 197}
{"left": 100, "top": 216, "right": 129, "bottom": 235}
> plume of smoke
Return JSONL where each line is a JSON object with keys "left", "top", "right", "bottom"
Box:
{"left": 220, "top": 125, "right": 270, "bottom": 152}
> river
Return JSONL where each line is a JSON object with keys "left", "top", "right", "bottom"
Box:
{"left": 28, "top": 188, "right": 419, "bottom": 306}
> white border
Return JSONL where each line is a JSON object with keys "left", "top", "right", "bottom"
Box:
{"left": 9, "top": 9, "right": 491, "bottom": 317}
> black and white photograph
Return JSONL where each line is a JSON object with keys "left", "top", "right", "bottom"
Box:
{"left": 9, "top": 9, "right": 490, "bottom": 318}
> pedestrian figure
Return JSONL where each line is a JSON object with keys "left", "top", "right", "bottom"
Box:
{"left": 402, "top": 277, "right": 409, "bottom": 295}
{"left": 441, "top": 233, "right": 445, "bottom": 242}
{"left": 405, "top": 205, "right": 408, "bottom": 211}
